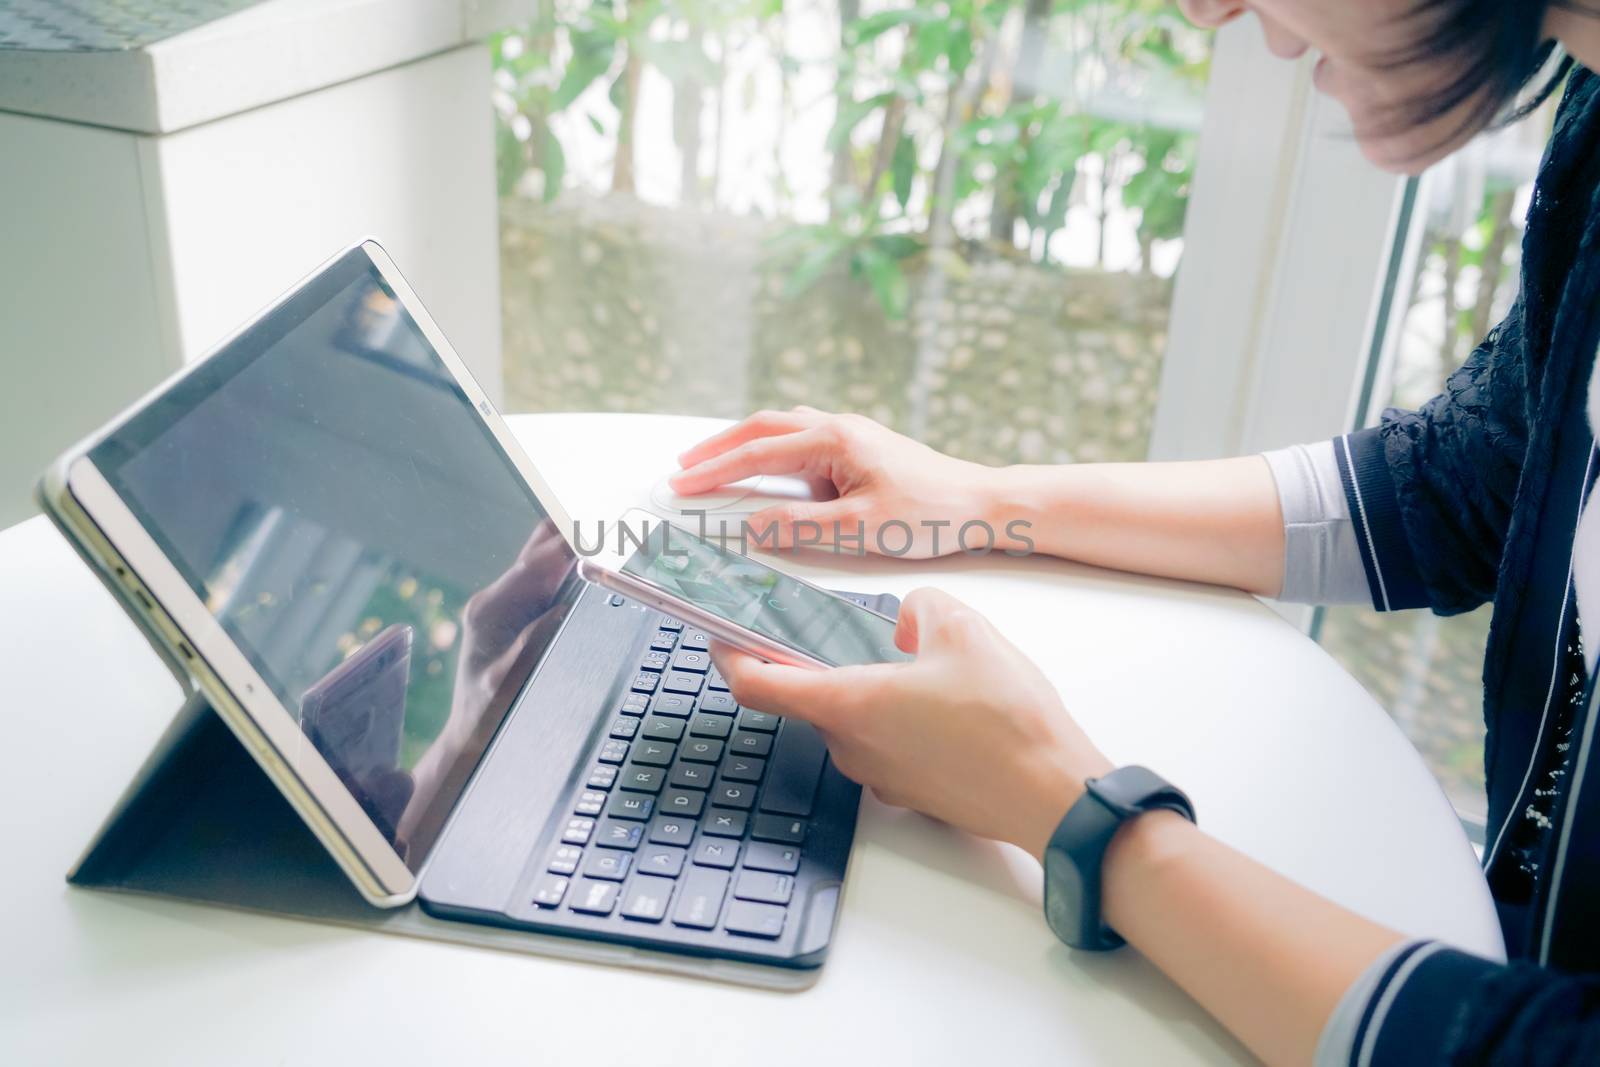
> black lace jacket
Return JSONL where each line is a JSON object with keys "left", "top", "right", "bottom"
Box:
{"left": 1323, "top": 67, "right": 1600, "bottom": 1064}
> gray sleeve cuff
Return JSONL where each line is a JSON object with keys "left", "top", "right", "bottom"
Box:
{"left": 1314, "top": 940, "right": 1427, "bottom": 1067}
{"left": 1262, "top": 440, "right": 1373, "bottom": 604}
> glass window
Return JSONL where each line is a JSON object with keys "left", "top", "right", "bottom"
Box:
{"left": 1316, "top": 97, "right": 1560, "bottom": 831}
{"left": 490, "top": 0, "right": 1213, "bottom": 466}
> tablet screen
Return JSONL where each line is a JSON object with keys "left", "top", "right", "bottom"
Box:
{"left": 89, "top": 251, "right": 581, "bottom": 869}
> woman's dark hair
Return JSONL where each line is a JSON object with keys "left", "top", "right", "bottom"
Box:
{"left": 1381, "top": 0, "right": 1581, "bottom": 148}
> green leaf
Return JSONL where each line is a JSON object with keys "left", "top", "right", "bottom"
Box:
{"left": 495, "top": 120, "right": 526, "bottom": 197}
{"left": 854, "top": 244, "right": 910, "bottom": 319}
{"left": 890, "top": 133, "right": 916, "bottom": 211}
{"left": 609, "top": 67, "right": 629, "bottom": 112}
{"left": 846, "top": 8, "right": 935, "bottom": 47}
{"left": 870, "top": 233, "right": 921, "bottom": 260}
{"left": 827, "top": 91, "right": 896, "bottom": 151}
{"left": 541, "top": 127, "right": 567, "bottom": 203}
{"left": 783, "top": 242, "right": 843, "bottom": 297}
{"left": 587, "top": 112, "right": 605, "bottom": 136}
{"left": 552, "top": 36, "right": 615, "bottom": 110}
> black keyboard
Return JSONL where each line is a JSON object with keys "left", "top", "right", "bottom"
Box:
{"left": 512, "top": 611, "right": 863, "bottom": 965}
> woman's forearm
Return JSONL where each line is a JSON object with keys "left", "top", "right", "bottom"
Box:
{"left": 984, "top": 457, "right": 1287, "bottom": 597}
{"left": 1096, "top": 812, "right": 1404, "bottom": 1066}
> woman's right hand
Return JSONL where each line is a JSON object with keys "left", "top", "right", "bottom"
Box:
{"left": 669, "top": 407, "right": 1014, "bottom": 558}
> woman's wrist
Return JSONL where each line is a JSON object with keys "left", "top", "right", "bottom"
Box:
{"left": 980, "top": 464, "right": 1061, "bottom": 559}
{"left": 1100, "top": 807, "right": 1200, "bottom": 934}
{"left": 1016, "top": 746, "right": 1115, "bottom": 862}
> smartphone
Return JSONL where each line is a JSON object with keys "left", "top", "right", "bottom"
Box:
{"left": 577, "top": 509, "right": 910, "bottom": 669}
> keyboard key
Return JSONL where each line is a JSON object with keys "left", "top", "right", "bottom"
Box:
{"left": 574, "top": 790, "right": 607, "bottom": 816}
{"left": 649, "top": 815, "right": 697, "bottom": 846}
{"left": 532, "top": 873, "right": 569, "bottom": 908}
{"left": 596, "top": 818, "right": 644, "bottom": 850}
{"left": 640, "top": 649, "right": 669, "bottom": 672}
{"left": 597, "top": 739, "right": 630, "bottom": 764}
{"left": 703, "top": 808, "right": 748, "bottom": 838}
{"left": 669, "top": 762, "right": 714, "bottom": 790}
{"left": 606, "top": 793, "right": 655, "bottom": 821}
{"left": 738, "top": 709, "right": 780, "bottom": 732}
{"left": 712, "top": 780, "right": 756, "bottom": 810}
{"left": 649, "top": 629, "right": 679, "bottom": 651}
{"left": 658, "top": 788, "right": 706, "bottom": 818}
{"left": 657, "top": 615, "right": 684, "bottom": 632}
{"left": 569, "top": 878, "right": 620, "bottom": 916}
{"left": 679, "top": 630, "right": 711, "bottom": 652}
{"left": 689, "top": 713, "right": 732, "bottom": 739}
{"left": 642, "top": 716, "right": 686, "bottom": 741}
{"left": 723, "top": 899, "right": 786, "bottom": 939}
{"left": 733, "top": 869, "right": 794, "bottom": 905}
{"left": 631, "top": 671, "right": 661, "bottom": 694}
{"left": 680, "top": 738, "right": 724, "bottom": 763}
{"left": 693, "top": 837, "right": 740, "bottom": 869}
{"left": 672, "top": 868, "right": 729, "bottom": 929}
{"left": 620, "top": 875, "right": 675, "bottom": 922}
{"left": 620, "top": 693, "right": 649, "bottom": 716}
{"left": 729, "top": 731, "right": 773, "bottom": 757}
{"left": 698, "top": 691, "right": 737, "bottom": 715}
{"left": 632, "top": 740, "right": 677, "bottom": 766}
{"left": 637, "top": 844, "right": 686, "bottom": 878}
{"left": 759, "top": 720, "right": 826, "bottom": 817}
{"left": 663, "top": 672, "right": 705, "bottom": 696}
{"left": 722, "top": 756, "right": 764, "bottom": 783}
{"left": 562, "top": 817, "right": 595, "bottom": 845}
{"left": 671, "top": 648, "right": 711, "bottom": 673}
{"left": 743, "top": 841, "right": 802, "bottom": 874}
{"left": 619, "top": 765, "right": 664, "bottom": 793}
{"left": 586, "top": 764, "right": 618, "bottom": 790}
{"left": 548, "top": 844, "right": 583, "bottom": 874}
{"left": 706, "top": 667, "right": 729, "bottom": 691}
{"left": 751, "top": 814, "right": 807, "bottom": 844}
{"left": 609, "top": 717, "right": 640, "bottom": 740}
{"left": 584, "top": 849, "right": 632, "bottom": 881}
{"left": 651, "top": 693, "right": 695, "bottom": 718}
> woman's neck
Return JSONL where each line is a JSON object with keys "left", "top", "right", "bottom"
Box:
{"left": 1550, "top": 6, "right": 1600, "bottom": 74}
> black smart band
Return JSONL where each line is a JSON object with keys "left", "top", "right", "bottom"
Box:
{"left": 1042, "top": 765, "right": 1196, "bottom": 951}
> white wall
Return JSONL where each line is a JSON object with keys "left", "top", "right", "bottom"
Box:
{"left": 0, "top": 112, "right": 178, "bottom": 530}
{"left": 0, "top": 43, "right": 502, "bottom": 531}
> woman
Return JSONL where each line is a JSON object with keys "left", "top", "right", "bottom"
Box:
{"left": 673, "top": 2, "right": 1600, "bottom": 1063}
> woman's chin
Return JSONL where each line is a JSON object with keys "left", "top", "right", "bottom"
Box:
{"left": 1355, "top": 131, "right": 1455, "bottom": 177}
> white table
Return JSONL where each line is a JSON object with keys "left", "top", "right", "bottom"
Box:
{"left": 0, "top": 413, "right": 1504, "bottom": 1065}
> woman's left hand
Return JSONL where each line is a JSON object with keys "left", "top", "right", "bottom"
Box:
{"left": 712, "top": 588, "right": 1112, "bottom": 860}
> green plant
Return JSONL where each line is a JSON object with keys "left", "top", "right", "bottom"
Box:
{"left": 492, "top": 0, "right": 1213, "bottom": 317}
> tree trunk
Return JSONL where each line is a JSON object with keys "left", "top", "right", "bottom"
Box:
{"left": 1437, "top": 236, "right": 1462, "bottom": 372}
{"left": 612, "top": 41, "right": 643, "bottom": 195}
{"left": 712, "top": 32, "right": 729, "bottom": 208}
{"left": 829, "top": 0, "right": 862, "bottom": 216}
{"left": 990, "top": 0, "right": 1052, "bottom": 246}
{"left": 864, "top": 96, "right": 907, "bottom": 205}
{"left": 1469, "top": 188, "right": 1517, "bottom": 344}
{"left": 675, "top": 23, "right": 706, "bottom": 208}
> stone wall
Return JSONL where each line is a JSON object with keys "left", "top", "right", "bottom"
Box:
{"left": 500, "top": 192, "right": 1173, "bottom": 466}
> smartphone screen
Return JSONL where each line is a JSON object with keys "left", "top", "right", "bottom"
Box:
{"left": 621, "top": 523, "right": 910, "bottom": 667}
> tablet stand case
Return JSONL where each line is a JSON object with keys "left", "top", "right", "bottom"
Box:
{"left": 66, "top": 589, "right": 899, "bottom": 992}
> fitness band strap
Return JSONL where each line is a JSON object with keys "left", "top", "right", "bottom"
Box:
{"left": 1042, "top": 765, "right": 1196, "bottom": 951}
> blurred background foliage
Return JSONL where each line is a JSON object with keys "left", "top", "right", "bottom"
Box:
{"left": 490, "top": 0, "right": 1208, "bottom": 319}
